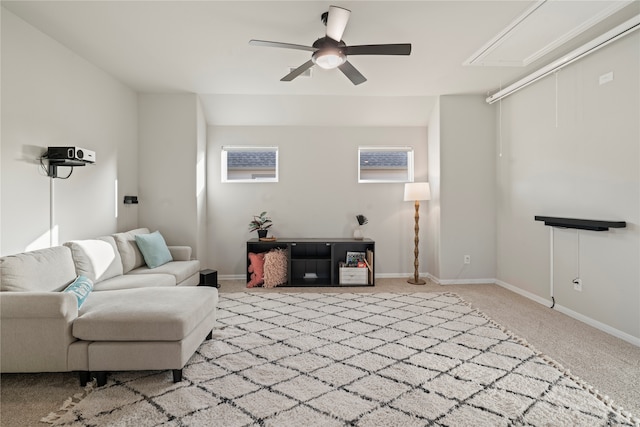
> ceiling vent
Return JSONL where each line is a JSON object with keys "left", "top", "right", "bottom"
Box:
{"left": 464, "top": 0, "right": 633, "bottom": 67}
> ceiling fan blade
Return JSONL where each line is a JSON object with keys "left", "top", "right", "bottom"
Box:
{"left": 249, "top": 39, "right": 316, "bottom": 52}
{"left": 338, "top": 61, "right": 367, "bottom": 85}
{"left": 326, "top": 6, "right": 351, "bottom": 42}
{"left": 281, "top": 60, "right": 314, "bottom": 82}
{"left": 345, "top": 44, "right": 412, "bottom": 56}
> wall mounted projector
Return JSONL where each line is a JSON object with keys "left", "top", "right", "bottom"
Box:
{"left": 47, "top": 146, "right": 96, "bottom": 164}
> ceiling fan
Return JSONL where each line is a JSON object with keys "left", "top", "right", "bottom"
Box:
{"left": 249, "top": 5, "right": 411, "bottom": 85}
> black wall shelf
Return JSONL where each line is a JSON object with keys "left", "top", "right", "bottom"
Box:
{"left": 535, "top": 216, "right": 626, "bottom": 231}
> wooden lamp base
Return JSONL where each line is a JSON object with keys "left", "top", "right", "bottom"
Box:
{"left": 408, "top": 200, "right": 426, "bottom": 286}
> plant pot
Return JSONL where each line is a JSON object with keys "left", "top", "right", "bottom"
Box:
{"left": 353, "top": 227, "right": 364, "bottom": 240}
{"left": 257, "top": 230, "right": 268, "bottom": 239}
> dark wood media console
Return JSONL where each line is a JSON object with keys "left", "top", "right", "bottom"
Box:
{"left": 246, "top": 238, "right": 375, "bottom": 287}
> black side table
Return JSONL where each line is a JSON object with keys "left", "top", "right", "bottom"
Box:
{"left": 199, "top": 269, "right": 220, "bottom": 288}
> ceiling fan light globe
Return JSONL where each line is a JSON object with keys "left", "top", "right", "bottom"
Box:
{"left": 312, "top": 50, "right": 346, "bottom": 69}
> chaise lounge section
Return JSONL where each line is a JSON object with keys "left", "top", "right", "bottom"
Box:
{"left": 0, "top": 228, "right": 218, "bottom": 386}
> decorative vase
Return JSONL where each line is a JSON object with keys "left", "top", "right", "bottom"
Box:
{"left": 257, "top": 230, "right": 268, "bottom": 239}
{"left": 353, "top": 226, "right": 364, "bottom": 240}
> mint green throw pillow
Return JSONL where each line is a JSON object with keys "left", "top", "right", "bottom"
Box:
{"left": 135, "top": 231, "right": 173, "bottom": 269}
{"left": 63, "top": 275, "right": 93, "bottom": 308}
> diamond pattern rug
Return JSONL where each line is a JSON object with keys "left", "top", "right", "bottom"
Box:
{"left": 43, "top": 292, "right": 638, "bottom": 426}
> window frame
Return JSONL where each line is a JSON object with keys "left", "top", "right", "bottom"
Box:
{"left": 357, "top": 146, "right": 415, "bottom": 183}
{"left": 221, "top": 146, "right": 279, "bottom": 183}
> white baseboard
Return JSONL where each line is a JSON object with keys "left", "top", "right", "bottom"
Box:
{"left": 427, "top": 273, "right": 496, "bottom": 286}
{"left": 376, "top": 273, "right": 408, "bottom": 279}
{"left": 552, "top": 303, "right": 640, "bottom": 347}
{"left": 495, "top": 280, "right": 640, "bottom": 347}
{"left": 494, "top": 279, "right": 553, "bottom": 307}
{"left": 219, "top": 274, "right": 245, "bottom": 281}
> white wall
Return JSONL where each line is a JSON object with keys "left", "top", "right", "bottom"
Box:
{"left": 196, "top": 98, "right": 208, "bottom": 264}
{"left": 137, "top": 94, "right": 200, "bottom": 254}
{"left": 427, "top": 100, "right": 441, "bottom": 280}
{"left": 426, "top": 95, "right": 496, "bottom": 284}
{"left": 1, "top": 9, "right": 138, "bottom": 256}
{"left": 207, "top": 126, "right": 428, "bottom": 278}
{"left": 496, "top": 32, "right": 639, "bottom": 341}
{"left": 438, "top": 95, "right": 496, "bottom": 282}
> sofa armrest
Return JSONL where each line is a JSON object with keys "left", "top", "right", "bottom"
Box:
{"left": 168, "top": 246, "right": 192, "bottom": 261}
{"left": 1, "top": 292, "right": 79, "bottom": 372}
{"left": 0, "top": 292, "right": 78, "bottom": 319}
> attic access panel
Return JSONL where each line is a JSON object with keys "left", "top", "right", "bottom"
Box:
{"left": 464, "top": 0, "right": 633, "bottom": 67}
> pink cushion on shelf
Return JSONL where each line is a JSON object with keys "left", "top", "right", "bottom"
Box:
{"left": 247, "top": 252, "right": 265, "bottom": 288}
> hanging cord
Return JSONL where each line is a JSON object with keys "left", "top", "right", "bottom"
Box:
{"left": 576, "top": 230, "right": 581, "bottom": 279}
{"left": 50, "top": 176, "right": 54, "bottom": 247}
{"left": 555, "top": 71, "right": 559, "bottom": 128}
{"left": 498, "top": 80, "right": 503, "bottom": 158}
{"left": 57, "top": 167, "right": 74, "bottom": 179}
{"left": 498, "top": 97, "right": 503, "bottom": 157}
{"left": 498, "top": 80, "right": 502, "bottom": 157}
{"left": 550, "top": 227, "right": 555, "bottom": 308}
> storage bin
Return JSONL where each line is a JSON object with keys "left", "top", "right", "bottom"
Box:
{"left": 339, "top": 265, "right": 368, "bottom": 285}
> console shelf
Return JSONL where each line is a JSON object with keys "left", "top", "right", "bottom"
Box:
{"left": 534, "top": 216, "right": 626, "bottom": 231}
{"left": 247, "top": 238, "right": 375, "bottom": 287}
{"left": 535, "top": 215, "right": 626, "bottom": 309}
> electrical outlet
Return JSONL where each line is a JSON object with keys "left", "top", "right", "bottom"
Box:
{"left": 573, "top": 278, "right": 582, "bottom": 292}
{"left": 464, "top": 255, "right": 471, "bottom": 264}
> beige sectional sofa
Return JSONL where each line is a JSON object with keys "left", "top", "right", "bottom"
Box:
{"left": 0, "top": 228, "right": 218, "bottom": 386}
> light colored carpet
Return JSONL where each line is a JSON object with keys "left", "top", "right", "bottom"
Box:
{"left": 1, "top": 278, "right": 639, "bottom": 426}
{"left": 41, "top": 291, "right": 638, "bottom": 425}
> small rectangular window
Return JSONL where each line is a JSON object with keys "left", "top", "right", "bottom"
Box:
{"left": 221, "top": 146, "right": 279, "bottom": 183}
{"left": 358, "top": 146, "right": 414, "bottom": 183}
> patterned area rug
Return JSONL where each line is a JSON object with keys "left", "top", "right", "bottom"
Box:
{"left": 43, "top": 292, "right": 638, "bottom": 426}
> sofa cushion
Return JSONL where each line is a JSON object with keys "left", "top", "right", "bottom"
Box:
{"left": 168, "top": 246, "right": 192, "bottom": 262}
{"left": 93, "top": 273, "right": 176, "bottom": 291}
{"left": 73, "top": 287, "right": 218, "bottom": 341}
{"left": 128, "top": 260, "right": 200, "bottom": 284}
{"left": 64, "top": 237, "right": 123, "bottom": 283}
{"left": 0, "top": 246, "right": 76, "bottom": 292}
{"left": 63, "top": 275, "right": 94, "bottom": 308}
{"left": 112, "top": 228, "right": 150, "bottom": 273}
{"left": 135, "top": 231, "right": 173, "bottom": 269}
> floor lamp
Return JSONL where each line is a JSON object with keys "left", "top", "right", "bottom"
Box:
{"left": 404, "top": 182, "right": 431, "bottom": 285}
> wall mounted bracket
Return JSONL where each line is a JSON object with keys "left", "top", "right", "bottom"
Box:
{"left": 46, "top": 159, "right": 86, "bottom": 179}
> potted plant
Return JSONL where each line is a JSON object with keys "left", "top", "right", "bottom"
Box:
{"left": 354, "top": 214, "right": 368, "bottom": 240}
{"left": 249, "top": 211, "right": 273, "bottom": 239}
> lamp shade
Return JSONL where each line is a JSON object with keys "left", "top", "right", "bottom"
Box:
{"left": 404, "top": 182, "right": 431, "bottom": 201}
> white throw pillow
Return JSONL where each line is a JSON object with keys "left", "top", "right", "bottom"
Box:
{"left": 64, "top": 236, "right": 123, "bottom": 283}
{"left": 112, "top": 228, "right": 150, "bottom": 273}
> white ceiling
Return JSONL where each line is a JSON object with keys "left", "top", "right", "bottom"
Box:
{"left": 3, "top": 1, "right": 638, "bottom": 126}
